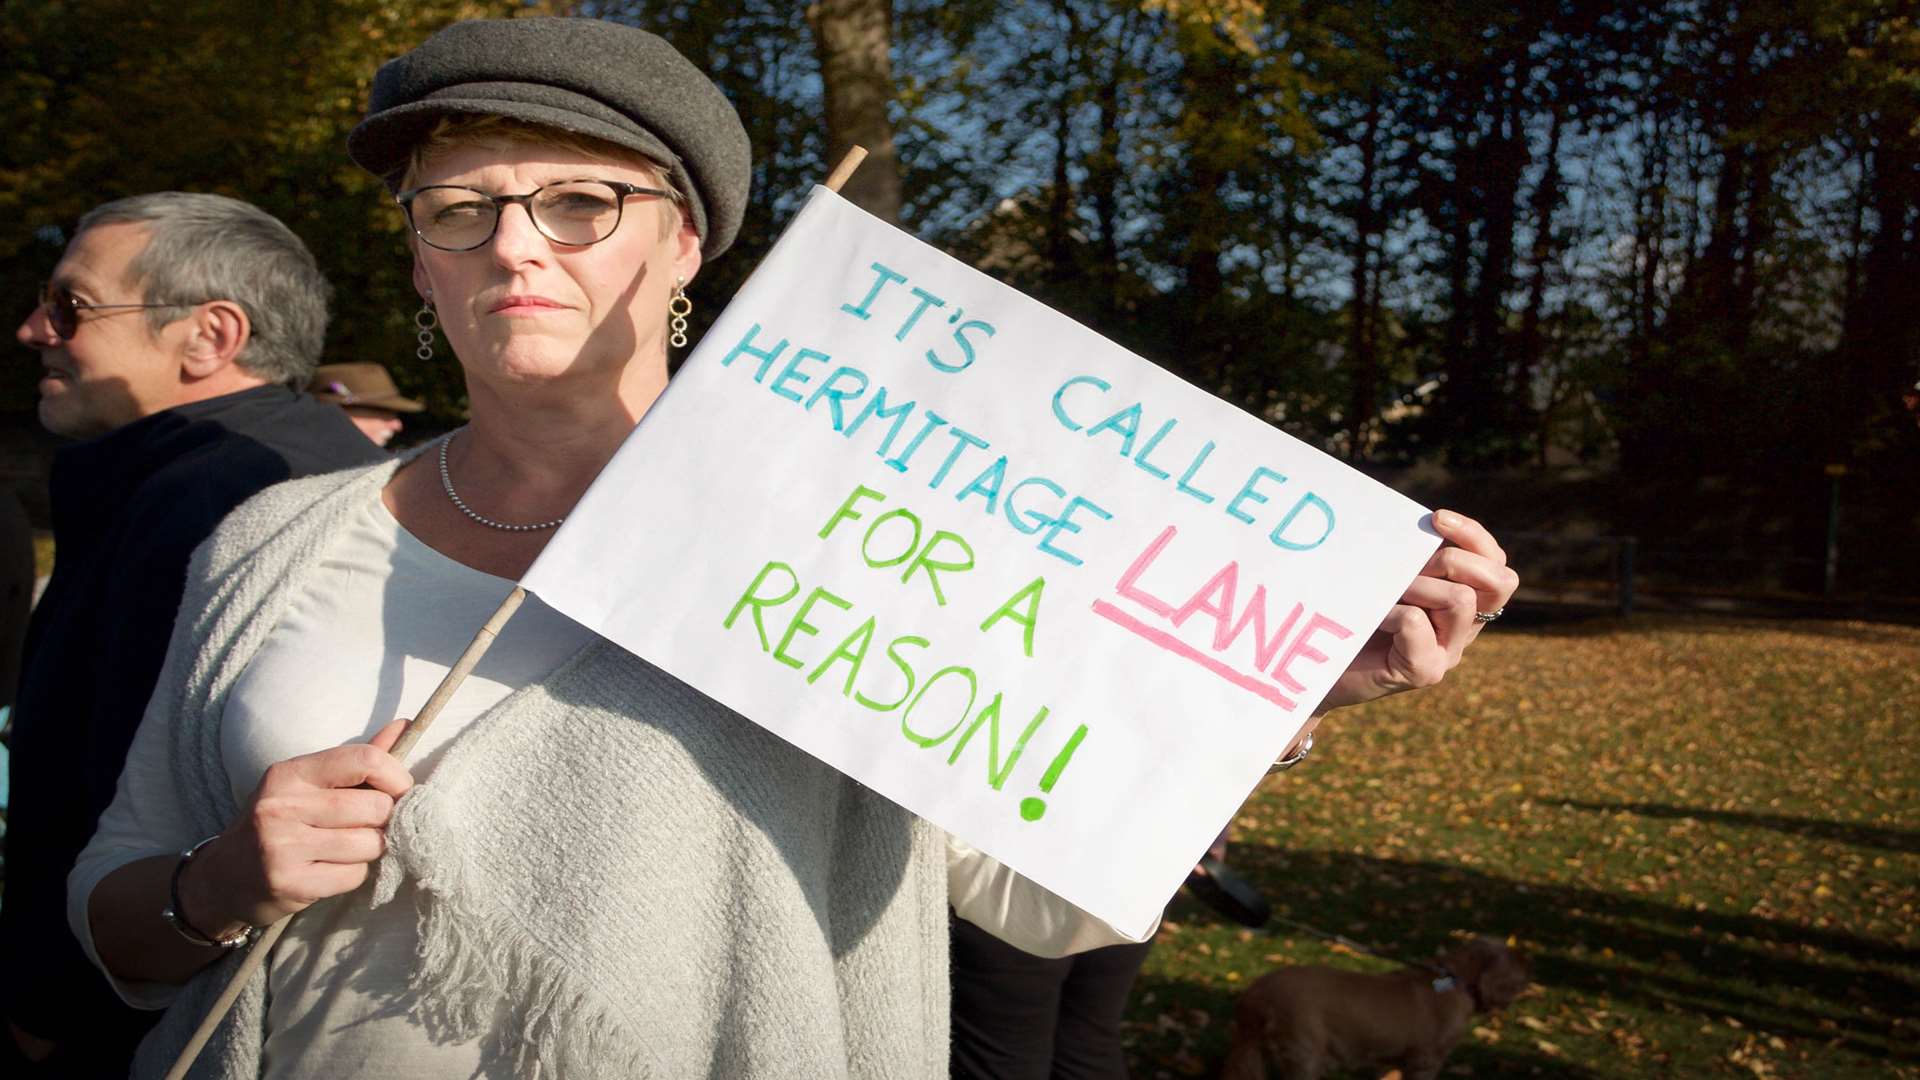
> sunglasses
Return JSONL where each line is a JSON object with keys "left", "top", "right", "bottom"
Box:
{"left": 36, "top": 282, "right": 176, "bottom": 340}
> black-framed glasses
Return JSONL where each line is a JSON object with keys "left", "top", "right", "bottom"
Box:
{"left": 36, "top": 282, "right": 175, "bottom": 340}
{"left": 396, "top": 179, "right": 675, "bottom": 252}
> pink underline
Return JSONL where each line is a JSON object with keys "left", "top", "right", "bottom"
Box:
{"left": 1090, "top": 600, "right": 1298, "bottom": 712}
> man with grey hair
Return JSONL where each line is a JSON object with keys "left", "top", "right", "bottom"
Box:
{"left": 2, "top": 192, "right": 382, "bottom": 1076}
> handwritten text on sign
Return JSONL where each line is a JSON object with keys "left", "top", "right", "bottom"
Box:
{"left": 521, "top": 188, "right": 1439, "bottom": 936}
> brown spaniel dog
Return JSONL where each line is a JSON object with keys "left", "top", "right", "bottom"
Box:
{"left": 1223, "top": 936, "right": 1531, "bottom": 1080}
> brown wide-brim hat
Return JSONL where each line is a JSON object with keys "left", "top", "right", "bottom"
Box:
{"left": 311, "top": 362, "right": 426, "bottom": 413}
{"left": 347, "top": 17, "right": 752, "bottom": 259}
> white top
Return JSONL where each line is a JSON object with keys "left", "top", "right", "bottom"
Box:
{"left": 74, "top": 496, "right": 1140, "bottom": 1077}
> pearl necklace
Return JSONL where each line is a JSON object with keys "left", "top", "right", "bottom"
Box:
{"left": 437, "top": 433, "right": 567, "bottom": 532}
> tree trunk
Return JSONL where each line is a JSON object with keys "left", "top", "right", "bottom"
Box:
{"left": 1439, "top": 125, "right": 1476, "bottom": 449}
{"left": 1470, "top": 89, "right": 1525, "bottom": 432}
{"left": 1087, "top": 7, "right": 1137, "bottom": 320}
{"left": 1045, "top": 1, "right": 1081, "bottom": 287}
{"left": 1173, "top": 41, "right": 1228, "bottom": 323}
{"left": 1276, "top": 166, "right": 1300, "bottom": 305}
{"left": 1835, "top": 132, "right": 1920, "bottom": 459}
{"left": 806, "top": 0, "right": 903, "bottom": 224}
{"left": 1346, "top": 95, "right": 1382, "bottom": 461}
{"left": 1840, "top": 137, "right": 1869, "bottom": 318}
{"left": 1635, "top": 116, "right": 1667, "bottom": 373}
{"left": 1729, "top": 149, "right": 1775, "bottom": 357}
{"left": 1516, "top": 105, "right": 1564, "bottom": 464}
{"left": 1685, "top": 34, "right": 1752, "bottom": 344}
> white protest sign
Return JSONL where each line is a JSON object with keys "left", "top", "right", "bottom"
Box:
{"left": 521, "top": 187, "right": 1439, "bottom": 936}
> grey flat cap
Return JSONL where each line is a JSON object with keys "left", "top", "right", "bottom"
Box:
{"left": 349, "top": 17, "right": 751, "bottom": 258}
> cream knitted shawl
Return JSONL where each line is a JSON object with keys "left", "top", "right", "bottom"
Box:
{"left": 128, "top": 456, "right": 950, "bottom": 1079}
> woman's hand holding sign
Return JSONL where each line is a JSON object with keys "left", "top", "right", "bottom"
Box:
{"left": 1317, "top": 508, "right": 1517, "bottom": 714}
{"left": 182, "top": 720, "right": 415, "bottom": 933}
{"left": 1192, "top": 510, "right": 1514, "bottom": 930}
{"left": 88, "top": 721, "right": 416, "bottom": 989}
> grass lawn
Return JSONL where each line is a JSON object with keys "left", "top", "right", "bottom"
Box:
{"left": 1124, "top": 614, "right": 1920, "bottom": 1079}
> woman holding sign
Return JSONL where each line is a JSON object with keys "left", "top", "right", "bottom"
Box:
{"left": 68, "top": 16, "right": 1517, "bottom": 1080}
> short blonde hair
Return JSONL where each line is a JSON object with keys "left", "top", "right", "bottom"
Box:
{"left": 402, "top": 115, "right": 685, "bottom": 239}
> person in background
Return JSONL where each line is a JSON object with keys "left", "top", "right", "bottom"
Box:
{"left": 3, "top": 192, "right": 383, "bottom": 1077}
{"left": 310, "top": 361, "right": 426, "bottom": 448}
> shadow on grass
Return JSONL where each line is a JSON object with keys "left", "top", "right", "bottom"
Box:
{"left": 1127, "top": 848, "right": 1920, "bottom": 1076}
{"left": 1548, "top": 797, "right": 1920, "bottom": 855}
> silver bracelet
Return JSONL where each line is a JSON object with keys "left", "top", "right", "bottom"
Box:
{"left": 1267, "top": 731, "right": 1313, "bottom": 774}
{"left": 163, "top": 834, "right": 257, "bottom": 949}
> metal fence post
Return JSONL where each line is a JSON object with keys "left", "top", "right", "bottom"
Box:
{"left": 1617, "top": 537, "right": 1636, "bottom": 616}
{"left": 1824, "top": 464, "right": 1846, "bottom": 598}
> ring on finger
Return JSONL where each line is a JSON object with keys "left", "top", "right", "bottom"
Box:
{"left": 1473, "top": 607, "right": 1505, "bottom": 623}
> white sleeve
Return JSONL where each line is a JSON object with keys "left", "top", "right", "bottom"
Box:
{"left": 65, "top": 698, "right": 212, "bottom": 1011}
{"left": 945, "top": 834, "right": 1160, "bottom": 958}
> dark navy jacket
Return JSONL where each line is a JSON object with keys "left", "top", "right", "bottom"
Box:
{"left": 0, "top": 384, "right": 383, "bottom": 1066}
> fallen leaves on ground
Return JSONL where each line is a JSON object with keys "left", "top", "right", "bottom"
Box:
{"left": 1126, "top": 615, "right": 1920, "bottom": 1079}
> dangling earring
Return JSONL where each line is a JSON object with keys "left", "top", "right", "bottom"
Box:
{"left": 415, "top": 292, "right": 438, "bottom": 362}
{"left": 669, "top": 276, "right": 692, "bottom": 349}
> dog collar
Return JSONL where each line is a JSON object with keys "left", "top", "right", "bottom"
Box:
{"left": 1432, "top": 967, "right": 1487, "bottom": 1010}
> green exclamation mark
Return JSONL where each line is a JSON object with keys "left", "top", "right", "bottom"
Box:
{"left": 1019, "top": 724, "right": 1088, "bottom": 822}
